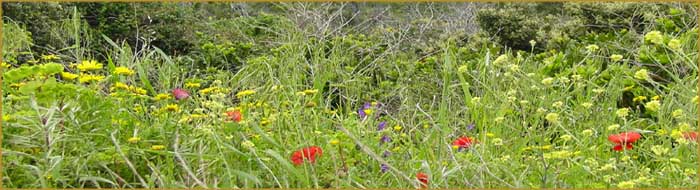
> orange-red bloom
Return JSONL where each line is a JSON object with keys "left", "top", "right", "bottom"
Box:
{"left": 416, "top": 172, "right": 428, "bottom": 188}
{"left": 452, "top": 136, "right": 477, "bottom": 149}
{"left": 608, "top": 132, "right": 641, "bottom": 151}
{"left": 226, "top": 110, "right": 242, "bottom": 123}
{"left": 290, "top": 146, "right": 322, "bottom": 165}
{"left": 683, "top": 131, "right": 698, "bottom": 141}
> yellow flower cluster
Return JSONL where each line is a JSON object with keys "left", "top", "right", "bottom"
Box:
{"left": 113, "top": 66, "right": 135, "bottom": 76}
{"left": 77, "top": 60, "right": 103, "bottom": 71}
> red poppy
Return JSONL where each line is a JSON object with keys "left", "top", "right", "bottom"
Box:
{"left": 683, "top": 132, "right": 698, "bottom": 141}
{"left": 290, "top": 146, "right": 322, "bottom": 165}
{"left": 452, "top": 136, "right": 477, "bottom": 149}
{"left": 416, "top": 172, "right": 428, "bottom": 188}
{"left": 608, "top": 132, "right": 641, "bottom": 151}
{"left": 172, "top": 88, "right": 190, "bottom": 100}
{"left": 226, "top": 110, "right": 242, "bottom": 123}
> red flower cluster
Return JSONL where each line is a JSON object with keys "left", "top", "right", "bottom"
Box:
{"left": 290, "top": 146, "right": 323, "bottom": 166}
{"left": 608, "top": 132, "right": 641, "bottom": 151}
{"left": 683, "top": 131, "right": 698, "bottom": 141}
{"left": 416, "top": 172, "right": 428, "bottom": 188}
{"left": 226, "top": 110, "right": 242, "bottom": 123}
{"left": 452, "top": 136, "right": 477, "bottom": 149}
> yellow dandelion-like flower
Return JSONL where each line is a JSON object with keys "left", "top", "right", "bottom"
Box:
{"left": 128, "top": 137, "right": 141, "bottom": 144}
{"left": 154, "top": 93, "right": 172, "bottom": 101}
{"left": 163, "top": 104, "right": 180, "bottom": 112}
{"left": 644, "top": 31, "right": 664, "bottom": 45}
{"left": 303, "top": 89, "right": 319, "bottom": 95}
{"left": 393, "top": 125, "right": 402, "bottom": 131}
{"left": 671, "top": 109, "right": 684, "bottom": 119}
{"left": 616, "top": 108, "right": 630, "bottom": 118}
{"left": 541, "top": 77, "right": 555, "bottom": 86}
{"left": 77, "top": 60, "right": 103, "bottom": 71}
{"left": 151, "top": 145, "right": 166, "bottom": 150}
{"left": 545, "top": 113, "right": 560, "bottom": 123}
{"left": 610, "top": 54, "right": 623, "bottom": 62}
{"left": 585, "top": 44, "right": 599, "bottom": 52}
{"left": 129, "top": 87, "right": 148, "bottom": 95}
{"left": 61, "top": 72, "right": 79, "bottom": 80}
{"left": 651, "top": 95, "right": 661, "bottom": 101}
{"left": 634, "top": 69, "right": 650, "bottom": 80}
{"left": 363, "top": 109, "right": 373, "bottom": 115}
{"left": 644, "top": 100, "right": 660, "bottom": 112}
{"left": 668, "top": 39, "right": 681, "bottom": 50}
{"left": 113, "top": 66, "right": 135, "bottom": 76}
{"left": 607, "top": 124, "right": 620, "bottom": 131}
{"left": 113, "top": 82, "right": 130, "bottom": 90}
{"left": 330, "top": 139, "right": 340, "bottom": 145}
{"left": 633, "top": 96, "right": 647, "bottom": 102}
{"left": 236, "top": 90, "right": 256, "bottom": 98}
{"left": 486, "top": 133, "right": 495, "bottom": 138}
{"left": 185, "top": 82, "right": 201, "bottom": 88}
{"left": 78, "top": 74, "right": 105, "bottom": 84}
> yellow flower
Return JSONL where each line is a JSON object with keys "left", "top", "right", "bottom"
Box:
{"left": 633, "top": 96, "right": 647, "bottom": 102}
{"left": 617, "top": 180, "right": 635, "bottom": 188}
{"left": 644, "top": 31, "right": 664, "bottom": 45}
{"left": 543, "top": 150, "right": 573, "bottom": 159}
{"left": 651, "top": 145, "right": 669, "bottom": 156}
{"left": 668, "top": 39, "right": 681, "bottom": 50}
{"left": 616, "top": 108, "right": 630, "bottom": 118}
{"left": 393, "top": 125, "right": 402, "bottom": 131}
{"left": 492, "top": 138, "right": 503, "bottom": 146}
{"left": 154, "top": 93, "right": 172, "bottom": 101}
{"left": 363, "top": 109, "right": 373, "bottom": 115}
{"left": 552, "top": 101, "right": 563, "bottom": 108}
{"left": 236, "top": 90, "right": 256, "bottom": 98}
{"left": 303, "top": 89, "right": 319, "bottom": 95}
{"left": 185, "top": 82, "right": 201, "bottom": 88}
{"left": 607, "top": 124, "right": 620, "bottom": 131}
{"left": 260, "top": 118, "right": 270, "bottom": 126}
{"left": 113, "top": 66, "right": 135, "bottom": 76}
{"left": 1, "top": 61, "right": 10, "bottom": 68}
{"left": 486, "top": 133, "right": 495, "bottom": 138}
{"left": 241, "top": 140, "right": 255, "bottom": 149}
{"left": 545, "top": 113, "right": 560, "bottom": 124}
{"left": 644, "top": 100, "right": 660, "bottom": 112}
{"left": 163, "top": 104, "right": 180, "bottom": 112}
{"left": 78, "top": 74, "right": 105, "bottom": 83}
{"left": 113, "top": 82, "right": 130, "bottom": 90}
{"left": 541, "top": 77, "right": 554, "bottom": 86}
{"left": 585, "top": 44, "right": 599, "bottom": 52}
{"left": 458, "top": 65, "right": 468, "bottom": 73}
{"left": 76, "top": 60, "right": 103, "bottom": 71}
{"left": 693, "top": 96, "right": 699, "bottom": 104}
{"left": 651, "top": 95, "right": 661, "bottom": 101}
{"left": 151, "top": 145, "right": 166, "bottom": 150}
{"left": 330, "top": 139, "right": 340, "bottom": 145}
{"left": 129, "top": 86, "right": 147, "bottom": 95}
{"left": 560, "top": 134, "right": 573, "bottom": 142}
{"left": 305, "top": 101, "right": 317, "bottom": 108}
{"left": 610, "top": 54, "right": 623, "bottom": 62}
{"left": 128, "top": 137, "right": 141, "bottom": 144}
{"left": 582, "top": 129, "right": 594, "bottom": 137}
{"left": 634, "top": 69, "right": 650, "bottom": 80}
{"left": 581, "top": 102, "right": 593, "bottom": 108}
{"left": 672, "top": 109, "right": 684, "bottom": 119}
{"left": 61, "top": 72, "right": 79, "bottom": 80}
{"left": 3, "top": 115, "right": 12, "bottom": 122}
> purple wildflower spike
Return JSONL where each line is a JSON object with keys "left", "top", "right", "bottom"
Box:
{"left": 380, "top": 164, "right": 389, "bottom": 173}
{"left": 380, "top": 135, "right": 391, "bottom": 144}
{"left": 378, "top": 121, "right": 387, "bottom": 131}
{"left": 467, "top": 123, "right": 475, "bottom": 131}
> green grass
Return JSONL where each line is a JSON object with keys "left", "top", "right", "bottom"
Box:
{"left": 2, "top": 9, "right": 699, "bottom": 189}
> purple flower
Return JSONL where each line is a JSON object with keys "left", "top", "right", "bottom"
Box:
{"left": 467, "top": 123, "right": 475, "bottom": 130}
{"left": 382, "top": 150, "right": 391, "bottom": 158}
{"left": 378, "top": 121, "right": 387, "bottom": 131}
{"left": 380, "top": 164, "right": 389, "bottom": 173}
{"left": 358, "top": 102, "right": 371, "bottom": 119}
{"left": 380, "top": 135, "right": 391, "bottom": 144}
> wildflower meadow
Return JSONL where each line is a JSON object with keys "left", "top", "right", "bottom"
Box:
{"left": 1, "top": 2, "right": 698, "bottom": 188}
